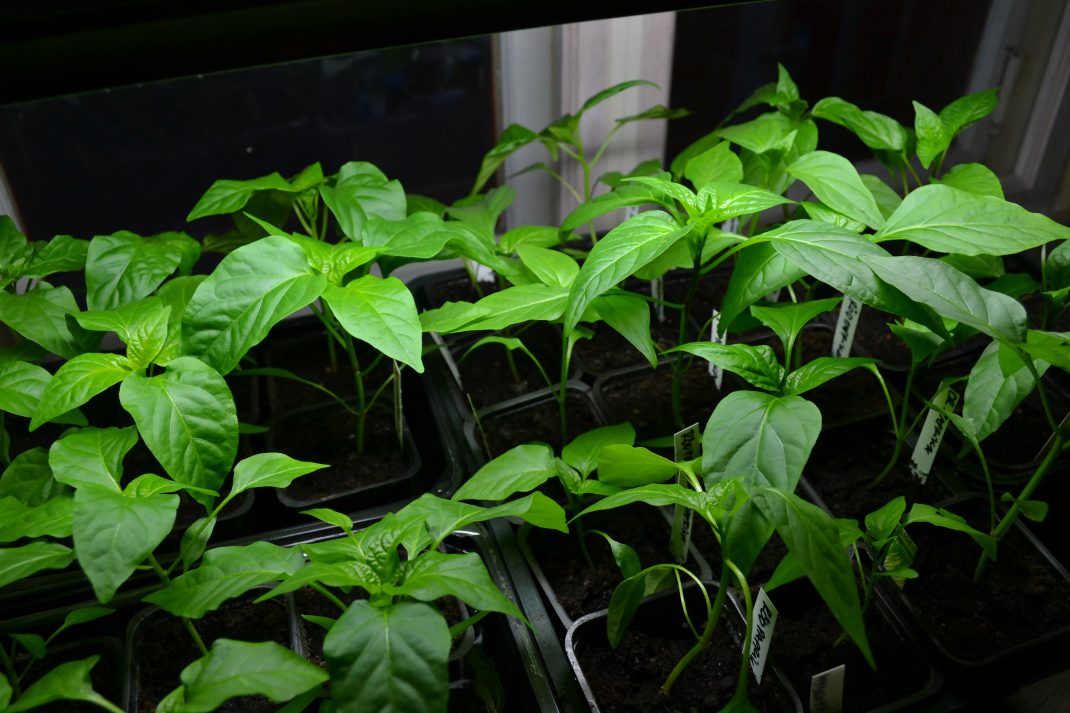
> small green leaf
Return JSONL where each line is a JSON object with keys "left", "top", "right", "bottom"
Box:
{"left": 123, "top": 474, "right": 218, "bottom": 498}
{"left": 187, "top": 172, "right": 293, "bottom": 221}
{"left": 180, "top": 516, "right": 216, "bottom": 572}
{"left": 962, "top": 341, "right": 1045, "bottom": 442}
{"left": 562, "top": 423, "right": 636, "bottom": 478}
{"left": 0, "top": 542, "right": 74, "bottom": 589}
{"left": 784, "top": 357, "right": 878, "bottom": 396}
{"left": 864, "top": 496, "right": 907, "bottom": 545}
{"left": 231, "top": 453, "right": 328, "bottom": 495}
{"left": 560, "top": 183, "right": 664, "bottom": 232}
{"left": 590, "top": 293, "right": 658, "bottom": 367}
{"left": 684, "top": 141, "right": 743, "bottom": 189}
{"left": 721, "top": 242, "right": 806, "bottom": 331}
{"left": 573, "top": 483, "right": 711, "bottom": 520}
{"left": 861, "top": 175, "right": 902, "bottom": 219}
{"left": 801, "top": 202, "right": 866, "bottom": 233}
{"left": 322, "top": 276, "right": 424, "bottom": 372}
{"left": 85, "top": 232, "right": 197, "bottom": 311}
{"left": 750, "top": 297, "right": 843, "bottom": 354}
{"left": 452, "top": 444, "right": 556, "bottom": 502}
{"left": 0, "top": 361, "right": 50, "bottom": 418}
{"left": 787, "top": 151, "right": 884, "bottom": 229}
{"left": 1000, "top": 492, "right": 1048, "bottom": 523}
{"left": 395, "top": 551, "right": 524, "bottom": 620}
{"left": 399, "top": 492, "right": 567, "bottom": 543}
{"left": 695, "top": 182, "right": 794, "bottom": 222}
{"left": 904, "top": 503, "right": 995, "bottom": 561}
{"left": 0, "top": 448, "right": 58, "bottom": 506}
{"left": 4, "top": 657, "right": 119, "bottom": 713}
{"left": 717, "top": 113, "right": 797, "bottom": 154}
{"left": 301, "top": 508, "right": 353, "bottom": 534}
{"left": 515, "top": 245, "right": 579, "bottom": 287}
{"left": 597, "top": 445, "right": 679, "bottom": 487}
{"left": 935, "top": 163, "right": 1004, "bottom": 199}
{"left": 811, "top": 97, "right": 907, "bottom": 152}
{"left": 0, "top": 495, "right": 73, "bottom": 542}
{"left": 30, "top": 354, "right": 132, "bottom": 430}
{"left": 471, "top": 123, "right": 539, "bottom": 195}
{"left": 0, "top": 285, "right": 94, "bottom": 359}
{"left": 912, "top": 101, "right": 950, "bottom": 169}
{"left": 939, "top": 88, "right": 999, "bottom": 137}
{"left": 24, "top": 235, "right": 89, "bottom": 279}
{"left": 667, "top": 342, "right": 783, "bottom": 391}
{"left": 11, "top": 633, "right": 45, "bottom": 659}
{"left": 456, "top": 284, "right": 570, "bottom": 332}
{"left": 49, "top": 426, "right": 136, "bottom": 491}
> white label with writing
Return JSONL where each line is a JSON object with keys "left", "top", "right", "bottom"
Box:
{"left": 624, "top": 205, "right": 640, "bottom": 220}
{"left": 810, "top": 664, "right": 845, "bottom": 713}
{"left": 722, "top": 217, "right": 741, "bottom": 234}
{"left": 831, "top": 295, "right": 863, "bottom": 358}
{"left": 429, "top": 331, "right": 463, "bottom": 390}
{"left": 651, "top": 277, "right": 666, "bottom": 323}
{"left": 748, "top": 588, "right": 778, "bottom": 685}
{"left": 464, "top": 257, "right": 496, "bottom": 284}
{"left": 670, "top": 423, "right": 701, "bottom": 564}
{"left": 763, "top": 288, "right": 782, "bottom": 303}
{"left": 909, "top": 387, "right": 960, "bottom": 484}
{"left": 708, "top": 309, "right": 725, "bottom": 389}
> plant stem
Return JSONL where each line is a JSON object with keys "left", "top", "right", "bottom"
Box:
{"left": 672, "top": 254, "right": 704, "bottom": 429}
{"left": 558, "top": 331, "right": 569, "bottom": 444}
{"left": 149, "top": 554, "right": 208, "bottom": 656}
{"left": 662, "top": 573, "right": 726, "bottom": 695}
{"left": 339, "top": 328, "right": 367, "bottom": 453}
{"left": 871, "top": 361, "right": 916, "bottom": 487}
{"left": 312, "top": 583, "right": 348, "bottom": 613}
{"left": 0, "top": 644, "right": 20, "bottom": 697}
{"left": 727, "top": 560, "right": 755, "bottom": 705}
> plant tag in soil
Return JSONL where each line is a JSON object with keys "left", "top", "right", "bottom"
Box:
{"left": 708, "top": 309, "right": 725, "bottom": 389}
{"left": 831, "top": 295, "right": 863, "bottom": 358}
{"left": 430, "top": 331, "right": 464, "bottom": 390}
{"left": 882, "top": 524, "right": 917, "bottom": 589}
{"left": 809, "top": 663, "right": 845, "bottom": 713}
{"left": 763, "top": 288, "right": 781, "bottom": 302}
{"left": 908, "top": 386, "right": 960, "bottom": 484}
{"left": 650, "top": 277, "right": 666, "bottom": 323}
{"left": 670, "top": 423, "right": 701, "bottom": 564}
{"left": 722, "top": 217, "right": 740, "bottom": 233}
{"left": 393, "top": 359, "right": 403, "bottom": 449}
{"left": 465, "top": 257, "right": 496, "bottom": 284}
{"left": 748, "top": 587, "right": 778, "bottom": 685}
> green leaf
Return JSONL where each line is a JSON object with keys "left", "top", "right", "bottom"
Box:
{"left": 934, "top": 163, "right": 1004, "bottom": 199}
{"left": 590, "top": 293, "right": 657, "bottom": 367}
{"left": 325, "top": 600, "right": 449, "bottom": 713}
{"left": 177, "top": 639, "right": 328, "bottom": 713}
{"left": 597, "top": 445, "right": 679, "bottom": 487}
{"left": 560, "top": 183, "right": 663, "bottom": 232}
{"left": 962, "top": 341, "right": 1045, "bottom": 442}
{"left": 301, "top": 508, "right": 353, "bottom": 535}
{"left": 749, "top": 486, "right": 873, "bottom": 666}
{"left": 622, "top": 176, "right": 697, "bottom": 212}
{"left": 85, "top": 232, "right": 195, "bottom": 311}
{"left": 0, "top": 541, "right": 74, "bottom": 589}
{"left": 0, "top": 448, "right": 58, "bottom": 506}
{"left": 750, "top": 297, "right": 843, "bottom": 353}
{"left": 605, "top": 565, "right": 679, "bottom": 648}
{"left": 181, "top": 235, "right": 327, "bottom": 374}
{"left": 589, "top": 530, "right": 642, "bottom": 580}
{"left": 187, "top": 172, "right": 293, "bottom": 221}
{"left": 875, "top": 185, "right": 1069, "bottom": 256}
{"left": 76, "top": 298, "right": 173, "bottom": 369}
{"left": 0, "top": 218, "right": 31, "bottom": 286}
{"left": 684, "top": 141, "right": 743, "bottom": 189}
{"left": 1021, "top": 330, "right": 1070, "bottom": 372}
{"left": 721, "top": 242, "right": 806, "bottom": 331}
{"left": 563, "top": 211, "right": 690, "bottom": 333}
{"left": 144, "top": 542, "right": 304, "bottom": 617}
{"left": 800, "top": 202, "right": 866, "bottom": 233}
{"left": 702, "top": 391, "right": 821, "bottom": 491}
{"left": 811, "top": 97, "right": 907, "bottom": 152}
{"left": 784, "top": 357, "right": 878, "bottom": 396}
{"left": 561, "top": 423, "right": 636, "bottom": 479}
{"left": 4, "top": 657, "right": 119, "bottom": 713}
{"left": 0, "top": 285, "right": 94, "bottom": 359}
{"left": 865, "top": 496, "right": 907, "bottom": 546}
{"left": 24, "top": 235, "right": 89, "bottom": 279}
{"left": 861, "top": 175, "right": 902, "bottom": 219}
{"left": 695, "top": 182, "right": 794, "bottom": 222}
{"left": 73, "top": 487, "right": 177, "bottom": 601}
{"left": 500, "top": 225, "right": 562, "bottom": 253}
{"left": 904, "top": 503, "right": 996, "bottom": 561}
{"left": 180, "top": 516, "right": 216, "bottom": 572}
{"left": 49, "top": 426, "right": 136, "bottom": 491}
{"left": 12, "top": 633, "right": 45, "bottom": 659}
{"left": 30, "top": 354, "right": 132, "bottom": 430}
{"left": 395, "top": 551, "right": 524, "bottom": 620}
{"left": 912, "top": 101, "right": 950, "bottom": 168}
{"left": 461, "top": 284, "right": 570, "bottom": 332}
{"left": 0, "top": 361, "right": 50, "bottom": 418}
{"left": 574, "top": 483, "right": 712, "bottom": 520}
{"left": 667, "top": 342, "right": 783, "bottom": 391}
{"left": 123, "top": 474, "right": 218, "bottom": 498}
{"left": 787, "top": 151, "right": 884, "bottom": 229}
{"left": 0, "top": 495, "right": 73, "bottom": 542}
{"left": 399, "top": 492, "right": 567, "bottom": 543}
{"left": 515, "top": 245, "right": 578, "bottom": 287}
{"left": 452, "top": 444, "right": 556, "bottom": 502}
{"left": 716, "top": 113, "right": 797, "bottom": 154}
{"left": 939, "top": 88, "right": 999, "bottom": 137}
{"left": 863, "top": 255, "right": 1027, "bottom": 343}
{"left": 939, "top": 253, "right": 1005, "bottom": 279}
{"left": 0, "top": 671, "right": 9, "bottom": 709}
{"left": 1000, "top": 492, "right": 1048, "bottom": 523}
{"left": 119, "top": 357, "right": 238, "bottom": 506}
{"left": 322, "top": 276, "right": 424, "bottom": 372}
{"left": 471, "top": 123, "right": 539, "bottom": 195}
{"left": 230, "top": 453, "right": 327, "bottom": 496}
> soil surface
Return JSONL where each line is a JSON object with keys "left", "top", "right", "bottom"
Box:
{"left": 573, "top": 313, "right": 684, "bottom": 375}
{"left": 132, "top": 592, "right": 293, "bottom": 713}
{"left": 828, "top": 304, "right": 912, "bottom": 371}
{"left": 902, "top": 498, "right": 1070, "bottom": 662}
{"left": 793, "top": 327, "right": 896, "bottom": 427}
{"left": 449, "top": 323, "right": 564, "bottom": 410}
{"left": 573, "top": 585, "right": 797, "bottom": 712}
{"left": 476, "top": 391, "right": 602, "bottom": 459}
{"left": 270, "top": 403, "right": 413, "bottom": 505}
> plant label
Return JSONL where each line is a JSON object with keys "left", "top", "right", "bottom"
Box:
{"left": 809, "top": 664, "right": 845, "bottom": 713}
{"left": 881, "top": 524, "right": 917, "bottom": 589}
{"left": 909, "top": 386, "right": 960, "bottom": 484}
{"left": 670, "top": 423, "right": 701, "bottom": 564}
{"left": 429, "top": 331, "right": 463, "bottom": 390}
{"left": 722, "top": 217, "right": 741, "bottom": 234}
{"left": 748, "top": 588, "right": 778, "bottom": 684}
{"left": 708, "top": 309, "right": 725, "bottom": 389}
{"left": 831, "top": 295, "right": 863, "bottom": 358}
{"left": 650, "top": 277, "right": 666, "bottom": 323}
{"left": 464, "top": 257, "right": 496, "bottom": 284}
{"left": 764, "top": 288, "right": 782, "bottom": 302}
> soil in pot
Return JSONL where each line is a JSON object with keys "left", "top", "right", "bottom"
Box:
{"left": 901, "top": 498, "right": 1070, "bottom": 664}
{"left": 450, "top": 322, "right": 565, "bottom": 410}
{"left": 475, "top": 390, "right": 602, "bottom": 459}
{"left": 131, "top": 592, "right": 295, "bottom": 713}
{"left": 570, "top": 584, "right": 798, "bottom": 712}
{"left": 423, "top": 272, "right": 502, "bottom": 310}
{"left": 827, "top": 304, "right": 912, "bottom": 371}
{"left": 791, "top": 327, "right": 895, "bottom": 426}
{"left": 573, "top": 314, "right": 684, "bottom": 375}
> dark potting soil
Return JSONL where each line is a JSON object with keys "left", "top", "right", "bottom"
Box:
{"left": 451, "top": 322, "right": 564, "bottom": 409}
{"left": 272, "top": 404, "right": 412, "bottom": 504}
{"left": 829, "top": 304, "right": 912, "bottom": 371}
{"left": 903, "top": 498, "right": 1070, "bottom": 662}
{"left": 803, "top": 421, "right": 952, "bottom": 523}
{"left": 573, "top": 586, "right": 797, "bottom": 713}
{"left": 770, "top": 580, "right": 931, "bottom": 712}
{"left": 969, "top": 385, "right": 1070, "bottom": 468}
{"left": 573, "top": 314, "right": 684, "bottom": 375}
{"left": 598, "top": 363, "right": 745, "bottom": 442}
{"left": 20, "top": 637, "right": 123, "bottom": 713}
{"left": 794, "top": 328, "right": 895, "bottom": 427}
{"left": 525, "top": 505, "right": 705, "bottom": 623}
{"left": 477, "top": 391, "right": 602, "bottom": 458}
{"left": 425, "top": 275, "right": 502, "bottom": 310}
{"left": 133, "top": 593, "right": 293, "bottom": 713}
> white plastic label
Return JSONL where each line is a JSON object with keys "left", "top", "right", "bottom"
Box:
{"left": 624, "top": 205, "right": 640, "bottom": 220}
{"left": 429, "top": 331, "right": 463, "bottom": 390}
{"left": 722, "top": 217, "right": 740, "bottom": 234}
{"left": 464, "top": 258, "right": 496, "bottom": 284}
{"left": 651, "top": 277, "right": 666, "bottom": 323}
{"left": 670, "top": 423, "right": 701, "bottom": 564}
{"left": 909, "top": 387, "right": 960, "bottom": 484}
{"left": 763, "top": 288, "right": 782, "bottom": 303}
{"left": 810, "top": 664, "right": 845, "bottom": 713}
{"left": 831, "top": 295, "right": 863, "bottom": 358}
{"left": 708, "top": 309, "right": 725, "bottom": 389}
{"left": 748, "top": 588, "right": 778, "bottom": 684}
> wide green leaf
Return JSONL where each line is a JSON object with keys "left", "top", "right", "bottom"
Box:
{"left": 783, "top": 357, "right": 878, "bottom": 396}
{"left": 560, "top": 183, "right": 663, "bottom": 232}
{"left": 230, "top": 453, "right": 327, "bottom": 496}
{"left": 811, "top": 97, "right": 907, "bottom": 152}
{"left": 750, "top": 297, "right": 842, "bottom": 354}
{"left": 144, "top": 542, "right": 304, "bottom": 617}
{"left": 0, "top": 541, "right": 74, "bottom": 589}
{"left": 939, "top": 88, "right": 999, "bottom": 137}
{"left": 863, "top": 255, "right": 1027, "bottom": 343}
{"left": 597, "top": 445, "right": 679, "bottom": 487}
{"left": 0, "top": 495, "right": 73, "bottom": 542}
{"left": 30, "top": 354, "right": 132, "bottom": 430}
{"left": 0, "top": 448, "right": 58, "bottom": 506}
{"left": 85, "top": 232, "right": 196, "bottom": 311}
{"left": 119, "top": 357, "right": 238, "bottom": 506}
{"left": 875, "top": 185, "right": 1068, "bottom": 256}
{"left": 452, "top": 444, "right": 556, "bottom": 502}
{"left": 471, "top": 123, "right": 539, "bottom": 195}
{"left": 667, "top": 342, "right": 783, "bottom": 391}
{"left": 962, "top": 341, "right": 1045, "bottom": 443}
{"left": 182, "top": 235, "right": 326, "bottom": 374}
{"left": 0, "top": 285, "right": 93, "bottom": 359}
{"left": 0, "top": 361, "right": 50, "bottom": 418}
{"left": 717, "top": 113, "right": 797, "bottom": 154}
{"left": 325, "top": 600, "right": 449, "bottom": 713}
{"left": 702, "top": 391, "right": 821, "bottom": 491}
{"left": 187, "top": 172, "right": 293, "bottom": 221}
{"left": 323, "top": 276, "right": 424, "bottom": 372}
{"left": 787, "top": 151, "right": 884, "bottom": 229}
{"left": 561, "top": 423, "right": 636, "bottom": 478}
{"left": 696, "top": 182, "right": 794, "bottom": 222}
{"left": 73, "top": 487, "right": 178, "bottom": 601}
{"left": 591, "top": 293, "right": 658, "bottom": 367}
{"left": 4, "top": 657, "right": 120, "bottom": 713}
{"left": 912, "top": 101, "right": 949, "bottom": 168}
{"left": 904, "top": 503, "right": 995, "bottom": 561}
{"left": 749, "top": 486, "right": 873, "bottom": 666}
{"left": 395, "top": 551, "right": 523, "bottom": 619}
{"left": 49, "top": 426, "right": 137, "bottom": 491}
{"left": 934, "top": 163, "right": 1004, "bottom": 199}
{"left": 399, "top": 492, "right": 567, "bottom": 544}
{"left": 175, "top": 639, "right": 327, "bottom": 713}
{"left": 721, "top": 242, "right": 806, "bottom": 330}
{"left": 515, "top": 244, "right": 579, "bottom": 287}
{"left": 24, "top": 235, "right": 90, "bottom": 279}
{"left": 685, "top": 141, "right": 744, "bottom": 189}
{"left": 563, "top": 211, "right": 690, "bottom": 332}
